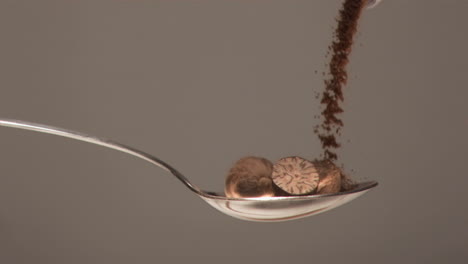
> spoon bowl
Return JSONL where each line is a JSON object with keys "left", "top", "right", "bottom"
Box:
{"left": 201, "top": 181, "right": 376, "bottom": 221}
{"left": 0, "top": 119, "right": 377, "bottom": 222}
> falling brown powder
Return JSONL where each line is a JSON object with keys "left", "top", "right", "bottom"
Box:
{"left": 315, "top": 0, "right": 366, "bottom": 161}
{"left": 225, "top": 0, "right": 369, "bottom": 197}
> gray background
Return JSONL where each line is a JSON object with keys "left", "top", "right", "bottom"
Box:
{"left": 0, "top": 0, "right": 467, "bottom": 263}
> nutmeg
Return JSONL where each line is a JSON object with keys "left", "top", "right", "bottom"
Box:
{"left": 313, "top": 159, "right": 357, "bottom": 194}
{"left": 271, "top": 156, "right": 319, "bottom": 195}
{"left": 313, "top": 159, "right": 342, "bottom": 194}
{"left": 224, "top": 156, "right": 275, "bottom": 198}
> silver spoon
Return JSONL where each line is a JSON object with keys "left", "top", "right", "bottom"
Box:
{"left": 367, "top": 0, "right": 383, "bottom": 9}
{"left": 0, "top": 119, "right": 377, "bottom": 222}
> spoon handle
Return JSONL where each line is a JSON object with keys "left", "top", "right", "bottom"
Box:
{"left": 0, "top": 118, "right": 201, "bottom": 194}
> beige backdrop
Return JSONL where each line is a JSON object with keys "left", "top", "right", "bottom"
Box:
{"left": 1, "top": 0, "right": 467, "bottom": 263}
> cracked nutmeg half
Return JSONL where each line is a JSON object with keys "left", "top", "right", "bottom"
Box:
{"left": 272, "top": 156, "right": 319, "bottom": 195}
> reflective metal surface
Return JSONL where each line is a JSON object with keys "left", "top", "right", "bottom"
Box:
{"left": 367, "top": 0, "right": 383, "bottom": 9}
{"left": 201, "top": 181, "right": 377, "bottom": 221}
{"left": 0, "top": 119, "right": 377, "bottom": 222}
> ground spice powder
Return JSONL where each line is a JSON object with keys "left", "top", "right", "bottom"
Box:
{"left": 315, "top": 0, "right": 366, "bottom": 161}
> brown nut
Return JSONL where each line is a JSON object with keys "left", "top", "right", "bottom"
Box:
{"left": 272, "top": 156, "right": 319, "bottom": 195}
{"left": 313, "top": 159, "right": 342, "bottom": 194}
{"left": 224, "top": 156, "right": 275, "bottom": 198}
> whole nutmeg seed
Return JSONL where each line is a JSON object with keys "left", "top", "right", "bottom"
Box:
{"left": 313, "top": 159, "right": 342, "bottom": 194}
{"left": 224, "top": 156, "right": 275, "bottom": 198}
{"left": 313, "top": 159, "right": 357, "bottom": 194}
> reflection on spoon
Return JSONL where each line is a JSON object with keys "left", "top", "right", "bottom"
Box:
{"left": 366, "top": 0, "right": 383, "bottom": 9}
{"left": 0, "top": 119, "right": 377, "bottom": 222}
